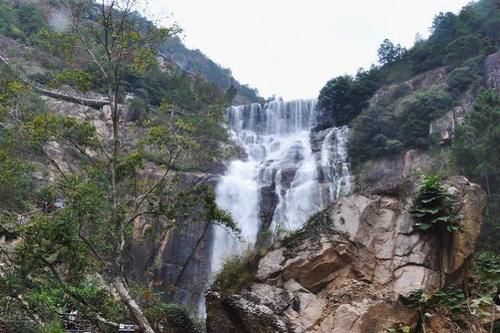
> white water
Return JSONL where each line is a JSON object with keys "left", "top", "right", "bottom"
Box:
{"left": 210, "top": 99, "right": 351, "bottom": 274}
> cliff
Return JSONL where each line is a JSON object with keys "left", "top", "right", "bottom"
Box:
{"left": 204, "top": 42, "right": 500, "bottom": 333}
{"left": 205, "top": 176, "right": 487, "bottom": 332}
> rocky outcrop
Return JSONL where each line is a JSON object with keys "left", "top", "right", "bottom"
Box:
{"left": 206, "top": 177, "right": 486, "bottom": 332}
{"left": 429, "top": 50, "right": 500, "bottom": 143}
{"left": 357, "top": 149, "right": 432, "bottom": 195}
{"left": 485, "top": 50, "right": 500, "bottom": 91}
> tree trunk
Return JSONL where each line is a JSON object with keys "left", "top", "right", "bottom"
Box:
{"left": 113, "top": 275, "right": 156, "bottom": 333}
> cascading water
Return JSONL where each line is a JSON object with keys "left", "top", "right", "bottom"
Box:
{"left": 209, "top": 98, "right": 351, "bottom": 279}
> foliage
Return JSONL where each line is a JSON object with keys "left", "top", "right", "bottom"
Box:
{"left": 144, "top": 304, "right": 202, "bottom": 333}
{"left": 403, "top": 252, "right": 500, "bottom": 329}
{"left": 433, "top": 285, "right": 468, "bottom": 314}
{"left": 411, "top": 175, "right": 461, "bottom": 233}
{"left": 446, "top": 57, "right": 483, "bottom": 94}
{"left": 377, "top": 39, "right": 406, "bottom": 65}
{"left": 452, "top": 90, "right": 500, "bottom": 182}
{"left": 159, "top": 38, "right": 261, "bottom": 104}
{"left": 348, "top": 106, "right": 401, "bottom": 164}
{"left": 0, "top": 0, "right": 48, "bottom": 42}
{"left": 397, "top": 89, "right": 452, "bottom": 149}
{"left": 318, "top": 0, "right": 499, "bottom": 124}
{"left": 407, "top": 0, "right": 498, "bottom": 74}
{"left": 281, "top": 209, "right": 334, "bottom": 249}
{"left": 214, "top": 248, "right": 263, "bottom": 294}
{"left": 34, "top": 29, "right": 80, "bottom": 61}
{"left": 348, "top": 89, "right": 451, "bottom": 166}
{"left": 127, "top": 96, "right": 148, "bottom": 122}
{"left": 317, "top": 66, "right": 382, "bottom": 127}
{"left": 16, "top": 2, "right": 48, "bottom": 40}
{"left": 452, "top": 90, "right": 500, "bottom": 252}
{"left": 49, "top": 70, "right": 93, "bottom": 93}
{"left": 0, "top": 1, "right": 235, "bottom": 331}
{"left": 473, "top": 251, "right": 500, "bottom": 286}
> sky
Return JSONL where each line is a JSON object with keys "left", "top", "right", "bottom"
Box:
{"left": 149, "top": 0, "right": 472, "bottom": 100}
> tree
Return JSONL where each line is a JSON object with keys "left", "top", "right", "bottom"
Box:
{"left": 16, "top": 2, "right": 48, "bottom": 40}
{"left": 397, "top": 89, "right": 452, "bottom": 149}
{"left": 452, "top": 90, "right": 500, "bottom": 199}
{"left": 377, "top": 39, "right": 406, "bottom": 65}
{"left": 317, "top": 67, "right": 381, "bottom": 127}
{"left": 430, "top": 12, "right": 458, "bottom": 41}
{"left": 0, "top": 1, "right": 233, "bottom": 332}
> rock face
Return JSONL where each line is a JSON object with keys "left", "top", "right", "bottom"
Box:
{"left": 125, "top": 171, "right": 220, "bottom": 310}
{"left": 205, "top": 177, "right": 486, "bottom": 332}
{"left": 430, "top": 50, "right": 500, "bottom": 143}
{"left": 358, "top": 149, "right": 432, "bottom": 195}
{"left": 485, "top": 50, "right": 500, "bottom": 91}
{"left": 24, "top": 96, "right": 226, "bottom": 312}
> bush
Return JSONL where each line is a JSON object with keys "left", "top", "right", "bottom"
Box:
{"left": 348, "top": 106, "right": 398, "bottom": 164}
{"left": 281, "top": 210, "right": 334, "bottom": 249}
{"left": 397, "top": 89, "right": 452, "bottom": 149}
{"left": 144, "top": 304, "right": 201, "bottom": 333}
{"left": 411, "top": 175, "right": 461, "bottom": 233}
{"left": 446, "top": 57, "right": 483, "bottom": 94}
{"left": 16, "top": 2, "right": 48, "bottom": 41}
{"left": 0, "top": 1, "right": 47, "bottom": 42}
{"left": 447, "top": 66, "right": 478, "bottom": 93}
{"left": 214, "top": 249, "right": 262, "bottom": 294}
{"left": 127, "top": 96, "right": 148, "bottom": 122}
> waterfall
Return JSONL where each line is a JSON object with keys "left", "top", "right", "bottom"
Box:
{"left": 209, "top": 98, "right": 351, "bottom": 279}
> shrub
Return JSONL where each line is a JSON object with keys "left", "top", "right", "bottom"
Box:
{"left": 444, "top": 35, "right": 485, "bottom": 66}
{"left": 411, "top": 175, "right": 461, "bottom": 233}
{"left": 127, "top": 96, "right": 148, "bottom": 122}
{"left": 446, "top": 57, "right": 483, "bottom": 94}
{"left": 397, "top": 89, "right": 452, "bottom": 149}
{"left": 281, "top": 210, "right": 334, "bottom": 249}
{"left": 144, "top": 304, "right": 201, "bottom": 333}
{"left": 447, "top": 66, "right": 477, "bottom": 93}
{"left": 348, "top": 106, "right": 399, "bottom": 165}
{"left": 214, "top": 249, "right": 263, "bottom": 294}
{"left": 16, "top": 2, "right": 48, "bottom": 41}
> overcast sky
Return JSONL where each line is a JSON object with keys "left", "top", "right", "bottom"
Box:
{"left": 149, "top": 0, "right": 472, "bottom": 100}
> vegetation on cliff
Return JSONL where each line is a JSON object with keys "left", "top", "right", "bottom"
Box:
{"left": 314, "top": 0, "right": 500, "bottom": 330}
{"left": 0, "top": 0, "right": 237, "bottom": 331}
{"left": 319, "top": 0, "right": 498, "bottom": 162}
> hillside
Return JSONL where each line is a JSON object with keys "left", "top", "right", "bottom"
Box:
{"left": 160, "top": 38, "right": 261, "bottom": 105}
{"left": 0, "top": 0, "right": 261, "bottom": 105}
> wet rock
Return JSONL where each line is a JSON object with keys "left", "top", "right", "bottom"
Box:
{"left": 310, "top": 129, "right": 331, "bottom": 153}
{"left": 259, "top": 183, "right": 279, "bottom": 234}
